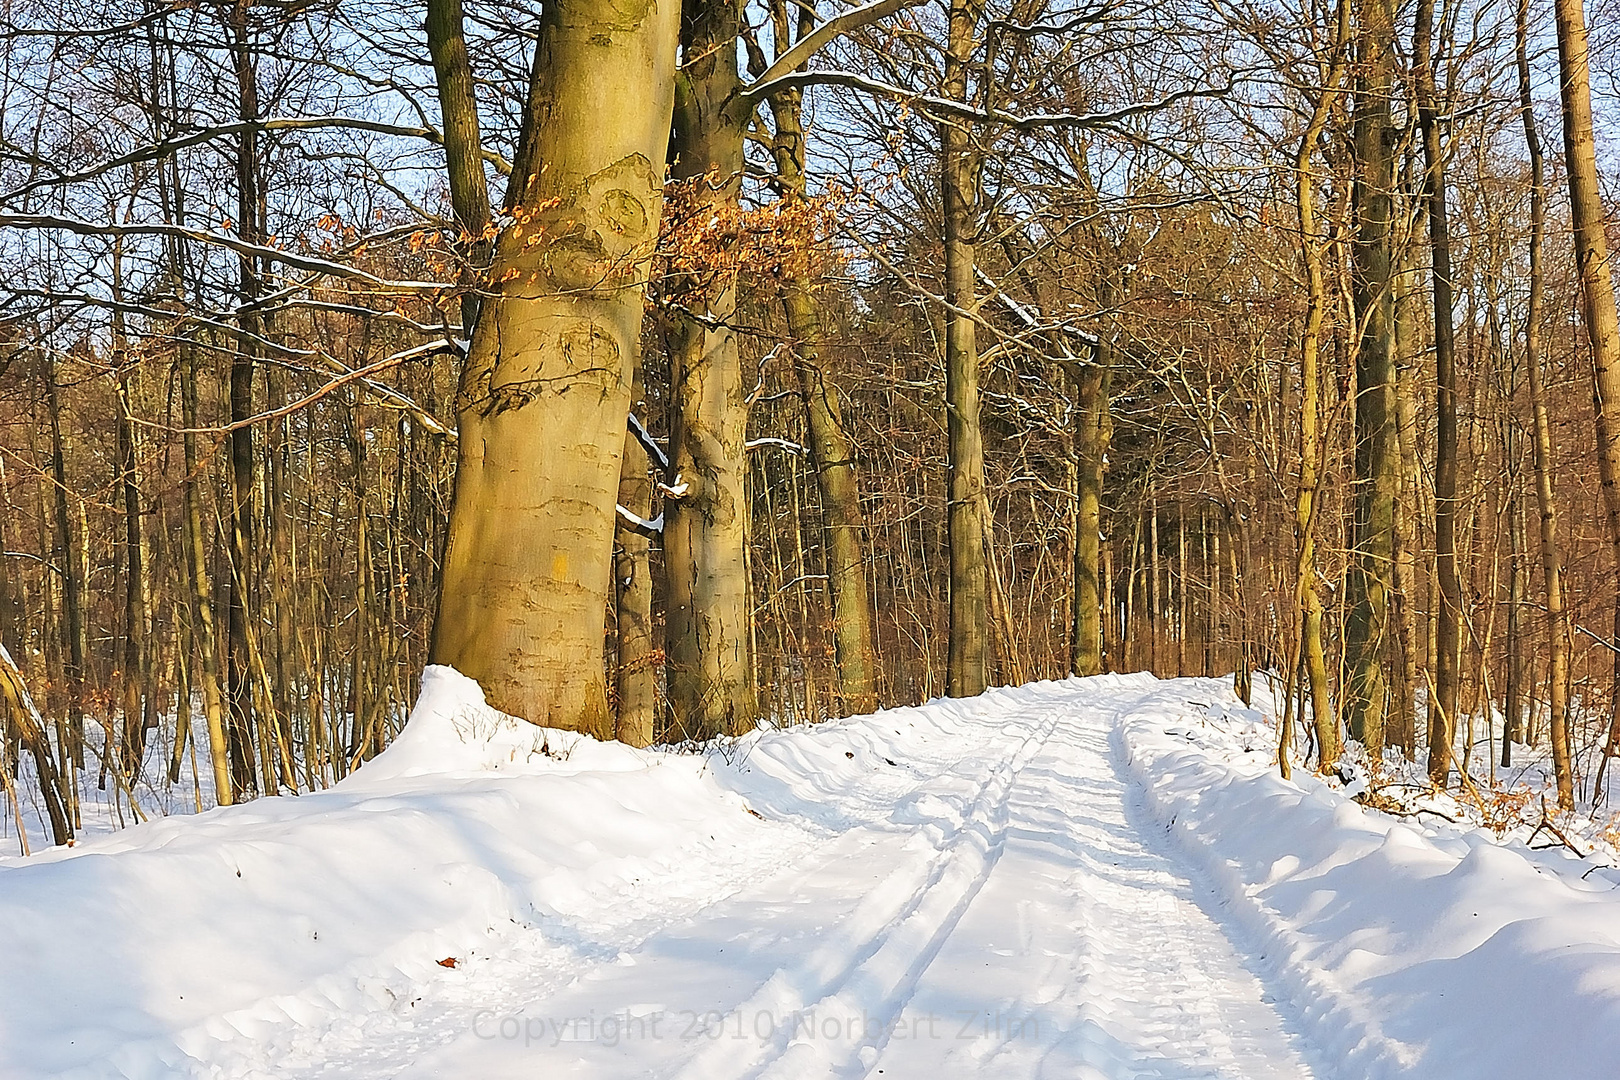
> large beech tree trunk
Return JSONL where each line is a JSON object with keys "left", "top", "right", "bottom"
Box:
{"left": 1344, "top": 0, "right": 1399, "bottom": 762}
{"left": 942, "top": 0, "right": 989, "bottom": 698}
{"left": 432, "top": 0, "right": 680, "bottom": 735}
{"left": 663, "top": 0, "right": 757, "bottom": 740}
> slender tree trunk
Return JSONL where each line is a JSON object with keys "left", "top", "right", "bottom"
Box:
{"left": 1101, "top": 526, "right": 1118, "bottom": 671}
{"left": 765, "top": 65, "right": 878, "bottom": 715}
{"left": 941, "top": 0, "right": 989, "bottom": 698}
{"left": 1554, "top": 0, "right": 1619, "bottom": 809}
{"left": 111, "top": 248, "right": 150, "bottom": 776}
{"left": 785, "top": 287, "right": 878, "bottom": 714}
{"left": 226, "top": 1, "right": 261, "bottom": 795}
{"left": 1123, "top": 514, "right": 1142, "bottom": 670}
{"left": 432, "top": 0, "right": 680, "bottom": 734}
{"left": 1504, "top": 487, "right": 1525, "bottom": 750}
{"left": 1344, "top": 0, "right": 1399, "bottom": 761}
{"left": 1522, "top": 0, "right": 1567, "bottom": 794}
{"left": 1390, "top": 234, "right": 1424, "bottom": 756}
{"left": 1071, "top": 335, "right": 1111, "bottom": 677}
{"left": 663, "top": 0, "right": 757, "bottom": 739}
{"left": 45, "top": 356, "right": 86, "bottom": 774}
{"left": 1150, "top": 490, "right": 1162, "bottom": 672}
{"left": 1176, "top": 500, "right": 1188, "bottom": 677}
{"left": 426, "top": 0, "right": 492, "bottom": 337}
{"left": 615, "top": 366, "right": 656, "bottom": 748}
{"left": 1416, "top": 0, "right": 1462, "bottom": 786}
{"left": 1293, "top": 24, "right": 1344, "bottom": 764}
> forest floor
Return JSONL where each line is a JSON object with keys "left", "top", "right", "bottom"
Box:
{"left": 4, "top": 671, "right": 1620, "bottom": 1078}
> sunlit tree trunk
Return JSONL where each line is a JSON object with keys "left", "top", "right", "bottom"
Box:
{"left": 1071, "top": 332, "right": 1111, "bottom": 677}
{"left": 432, "top": 0, "right": 681, "bottom": 735}
{"left": 1415, "top": 0, "right": 1461, "bottom": 787}
{"left": 766, "top": 60, "right": 878, "bottom": 715}
{"left": 615, "top": 363, "right": 656, "bottom": 748}
{"left": 1536, "top": 0, "right": 1581, "bottom": 804}
{"left": 1292, "top": 0, "right": 1346, "bottom": 766}
{"left": 941, "top": 0, "right": 989, "bottom": 697}
{"left": 426, "top": 0, "right": 492, "bottom": 336}
{"left": 1343, "top": 0, "right": 1399, "bottom": 762}
{"left": 1390, "top": 234, "right": 1423, "bottom": 756}
{"left": 663, "top": 0, "right": 757, "bottom": 739}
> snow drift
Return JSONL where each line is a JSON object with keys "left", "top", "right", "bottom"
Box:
{"left": 0, "top": 667, "right": 800, "bottom": 1078}
{"left": 1120, "top": 679, "right": 1620, "bottom": 1080}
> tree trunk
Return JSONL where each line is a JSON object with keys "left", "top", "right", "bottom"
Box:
{"left": 1554, "top": 0, "right": 1618, "bottom": 810}
{"left": 1524, "top": 0, "right": 1568, "bottom": 794}
{"left": 1344, "top": 0, "right": 1399, "bottom": 762}
{"left": 1150, "top": 490, "right": 1162, "bottom": 673}
{"left": 765, "top": 37, "right": 879, "bottom": 716}
{"left": 663, "top": 0, "right": 757, "bottom": 740}
{"left": 1292, "top": 14, "right": 1344, "bottom": 764}
{"left": 226, "top": 0, "right": 260, "bottom": 795}
{"left": 426, "top": 0, "right": 492, "bottom": 336}
{"left": 1390, "top": 233, "right": 1424, "bottom": 756}
{"left": 615, "top": 368, "right": 656, "bottom": 748}
{"left": 1071, "top": 335, "right": 1111, "bottom": 677}
{"left": 1176, "top": 499, "right": 1188, "bottom": 677}
{"left": 1416, "top": 0, "right": 1462, "bottom": 787}
{"left": 941, "top": 0, "right": 989, "bottom": 698}
{"left": 111, "top": 247, "right": 150, "bottom": 776}
{"left": 432, "top": 0, "right": 680, "bottom": 736}
{"left": 45, "top": 355, "right": 86, "bottom": 775}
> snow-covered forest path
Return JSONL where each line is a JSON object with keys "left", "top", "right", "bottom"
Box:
{"left": 380, "top": 678, "right": 1323, "bottom": 1079}
{"left": 20, "top": 670, "right": 1620, "bottom": 1079}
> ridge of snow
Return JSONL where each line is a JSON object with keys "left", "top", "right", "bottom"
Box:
{"left": 0, "top": 667, "right": 803, "bottom": 1078}
{"left": 1119, "top": 677, "right": 1620, "bottom": 1080}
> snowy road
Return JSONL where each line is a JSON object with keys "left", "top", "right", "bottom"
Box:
{"left": 14, "top": 670, "right": 1620, "bottom": 1079}
{"left": 380, "top": 679, "right": 1323, "bottom": 1079}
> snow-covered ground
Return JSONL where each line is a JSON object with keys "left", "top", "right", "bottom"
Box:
{"left": 3, "top": 668, "right": 1620, "bottom": 1078}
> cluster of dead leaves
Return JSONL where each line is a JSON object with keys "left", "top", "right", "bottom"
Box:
{"left": 657, "top": 177, "right": 845, "bottom": 287}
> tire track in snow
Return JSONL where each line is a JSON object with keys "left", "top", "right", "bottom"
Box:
{"left": 369, "top": 679, "right": 1332, "bottom": 1080}
{"left": 666, "top": 696, "right": 1064, "bottom": 1080}
{"left": 867, "top": 679, "right": 1328, "bottom": 1079}
{"left": 256, "top": 693, "right": 1043, "bottom": 1080}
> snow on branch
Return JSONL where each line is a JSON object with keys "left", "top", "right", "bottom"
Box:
{"left": 745, "top": 69, "right": 1237, "bottom": 131}
{"left": 628, "top": 412, "right": 671, "bottom": 473}
{"left": 975, "top": 267, "right": 1101, "bottom": 356}
{"left": 746, "top": 437, "right": 807, "bottom": 455}
{"left": 742, "top": 0, "right": 927, "bottom": 102}
{"left": 615, "top": 504, "right": 664, "bottom": 538}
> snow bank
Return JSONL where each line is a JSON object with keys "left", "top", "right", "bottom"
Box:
{"left": 1119, "top": 677, "right": 1620, "bottom": 1080}
{"left": 0, "top": 667, "right": 789, "bottom": 1079}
